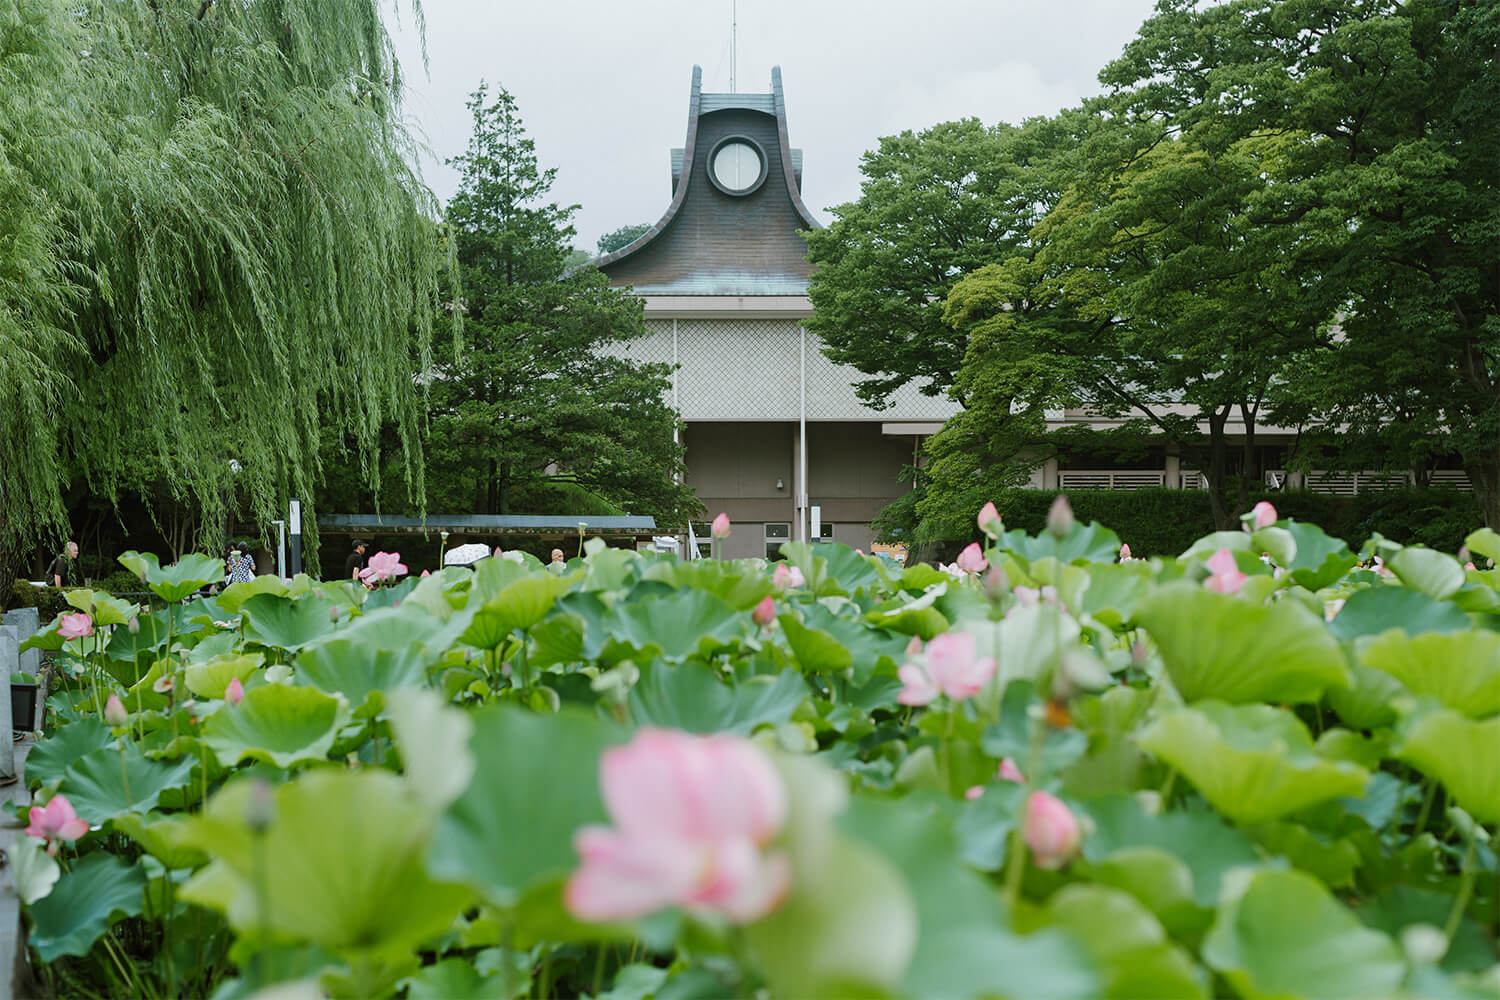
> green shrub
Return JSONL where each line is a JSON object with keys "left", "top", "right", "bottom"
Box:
{"left": 1336, "top": 488, "right": 1482, "bottom": 553}
{"left": 7, "top": 580, "right": 71, "bottom": 620}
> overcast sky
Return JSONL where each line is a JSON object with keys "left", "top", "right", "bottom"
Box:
{"left": 388, "top": 0, "right": 1160, "bottom": 253}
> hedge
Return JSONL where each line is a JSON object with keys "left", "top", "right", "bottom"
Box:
{"left": 979, "top": 487, "right": 1483, "bottom": 557}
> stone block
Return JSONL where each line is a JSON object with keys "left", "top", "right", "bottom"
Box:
{"left": 2, "top": 608, "right": 40, "bottom": 677}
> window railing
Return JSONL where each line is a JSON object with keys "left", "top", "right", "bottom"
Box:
{"left": 1058, "top": 470, "right": 1166, "bottom": 491}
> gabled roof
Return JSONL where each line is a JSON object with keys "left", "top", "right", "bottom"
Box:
{"left": 595, "top": 66, "right": 821, "bottom": 296}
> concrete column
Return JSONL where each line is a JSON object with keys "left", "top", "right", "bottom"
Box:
{"left": 1043, "top": 458, "right": 1060, "bottom": 490}
{"left": 0, "top": 626, "right": 16, "bottom": 779}
{"left": 2, "top": 609, "right": 39, "bottom": 678}
{"left": 1165, "top": 453, "right": 1181, "bottom": 489}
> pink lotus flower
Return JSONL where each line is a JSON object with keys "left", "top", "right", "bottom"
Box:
{"left": 772, "top": 562, "right": 805, "bottom": 590}
{"left": 1119, "top": 543, "right": 1132, "bottom": 561}
{"left": 965, "top": 785, "right": 984, "bottom": 801}
{"left": 955, "top": 543, "right": 988, "bottom": 575}
{"left": 897, "top": 631, "right": 997, "bottom": 705}
{"left": 103, "top": 694, "right": 128, "bottom": 728}
{"left": 1203, "top": 549, "right": 1249, "bottom": 594}
{"left": 565, "top": 729, "right": 789, "bottom": 924}
{"left": 360, "top": 551, "right": 408, "bottom": 584}
{"left": 977, "top": 501, "right": 1002, "bottom": 536}
{"left": 57, "top": 613, "right": 93, "bottom": 641}
{"left": 1023, "top": 791, "right": 1080, "bottom": 870}
{"left": 26, "top": 794, "right": 89, "bottom": 853}
{"left": 225, "top": 677, "right": 245, "bottom": 705}
{"left": 420, "top": 569, "right": 431, "bottom": 577}
{"left": 711, "top": 513, "right": 732, "bottom": 539}
{"left": 1249, "top": 501, "right": 1278, "bottom": 530}
{"left": 998, "top": 758, "right": 1025, "bottom": 784}
{"left": 1465, "top": 562, "right": 1477, "bottom": 572}
{"left": 1047, "top": 495, "right": 1075, "bottom": 538}
{"left": 751, "top": 596, "right": 776, "bottom": 627}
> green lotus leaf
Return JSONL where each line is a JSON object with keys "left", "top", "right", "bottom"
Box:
{"left": 1079, "top": 563, "right": 1153, "bottom": 628}
{"left": 295, "top": 637, "right": 429, "bottom": 716}
{"left": 1464, "top": 528, "right": 1500, "bottom": 565}
{"left": 387, "top": 690, "right": 475, "bottom": 812}
{"left": 360, "top": 576, "right": 418, "bottom": 612}
{"left": 1179, "top": 531, "right": 1254, "bottom": 560}
{"left": 215, "top": 575, "right": 291, "bottom": 614}
{"left": 601, "top": 588, "right": 744, "bottom": 663}
{"left": 336, "top": 603, "right": 472, "bottom": 658}
{"left": 778, "top": 541, "right": 884, "bottom": 597}
{"left": 1202, "top": 869, "right": 1405, "bottom": 1000}
{"left": 627, "top": 662, "right": 808, "bottom": 734}
{"left": 460, "top": 574, "right": 572, "bottom": 648}
{"left": 180, "top": 770, "right": 473, "bottom": 960}
{"left": 63, "top": 589, "right": 138, "bottom": 627}
{"left": 1327, "top": 585, "right": 1471, "bottom": 641}
{"left": 1395, "top": 709, "right": 1500, "bottom": 824}
{"left": 1388, "top": 547, "right": 1467, "bottom": 600}
{"left": 426, "top": 706, "right": 625, "bottom": 906}
{"left": 117, "top": 550, "right": 225, "bottom": 604}
{"left": 1135, "top": 703, "right": 1369, "bottom": 826}
{"left": 467, "top": 556, "right": 531, "bottom": 604}
{"left": 402, "top": 959, "right": 499, "bottom": 1000}
{"left": 26, "top": 852, "right": 147, "bottom": 962}
{"left": 239, "top": 593, "right": 338, "bottom": 651}
{"left": 10, "top": 836, "right": 60, "bottom": 905}
{"left": 185, "top": 652, "right": 264, "bottom": 700}
{"left": 836, "top": 796, "right": 1100, "bottom": 1000}
{"left": 111, "top": 811, "right": 210, "bottom": 870}
{"left": 992, "top": 521, "right": 1123, "bottom": 567}
{"left": 1357, "top": 629, "right": 1500, "bottom": 718}
{"left": 1326, "top": 664, "right": 1405, "bottom": 730}
{"left": 640, "top": 559, "right": 775, "bottom": 610}
{"left": 1045, "top": 885, "right": 1208, "bottom": 1000}
{"left": 60, "top": 742, "right": 199, "bottom": 820}
{"left": 26, "top": 717, "right": 114, "bottom": 789}
{"left": 1252, "top": 822, "right": 1361, "bottom": 888}
{"left": 1280, "top": 522, "right": 1359, "bottom": 591}
{"left": 1137, "top": 584, "right": 1349, "bottom": 704}
{"left": 200, "top": 683, "right": 349, "bottom": 769}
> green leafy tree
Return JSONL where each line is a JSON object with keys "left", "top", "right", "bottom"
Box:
{"left": 597, "top": 223, "right": 651, "bottom": 256}
{"left": 0, "top": 0, "right": 450, "bottom": 589}
{"left": 433, "top": 84, "right": 696, "bottom": 527}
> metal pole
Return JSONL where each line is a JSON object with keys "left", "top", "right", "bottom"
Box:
{"left": 288, "top": 499, "right": 303, "bottom": 577}
{"left": 272, "top": 519, "right": 286, "bottom": 581}
{"left": 798, "top": 325, "right": 808, "bottom": 543}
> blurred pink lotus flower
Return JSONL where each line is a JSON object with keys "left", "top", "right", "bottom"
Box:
{"left": 1203, "top": 549, "right": 1249, "bottom": 594}
{"left": 1023, "top": 790, "right": 1081, "bottom": 870}
{"left": 27, "top": 794, "right": 89, "bottom": 854}
{"left": 1465, "top": 562, "right": 1477, "bottom": 572}
{"left": 1047, "top": 495, "right": 1075, "bottom": 538}
{"left": 897, "top": 631, "right": 996, "bottom": 705}
{"left": 965, "top": 785, "right": 984, "bottom": 801}
{"left": 58, "top": 613, "right": 93, "bottom": 640}
{"left": 955, "top": 543, "right": 988, "bottom": 575}
{"left": 420, "top": 569, "right": 431, "bottom": 578}
{"left": 1013, "top": 585, "right": 1059, "bottom": 609}
{"left": 225, "top": 677, "right": 245, "bottom": 705}
{"left": 565, "top": 729, "right": 789, "bottom": 924}
{"left": 1119, "top": 543, "right": 1132, "bottom": 561}
{"left": 1249, "top": 501, "right": 1278, "bottom": 530}
{"left": 905, "top": 635, "right": 923, "bottom": 656}
{"left": 998, "top": 758, "right": 1025, "bottom": 783}
{"left": 104, "top": 694, "right": 128, "bottom": 728}
{"left": 977, "top": 501, "right": 1002, "bottom": 536}
{"left": 711, "top": 513, "right": 732, "bottom": 539}
{"left": 360, "top": 551, "right": 408, "bottom": 584}
{"left": 772, "top": 562, "right": 805, "bottom": 589}
{"left": 751, "top": 596, "right": 776, "bottom": 627}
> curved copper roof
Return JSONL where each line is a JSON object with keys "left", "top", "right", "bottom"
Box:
{"left": 596, "top": 66, "right": 821, "bottom": 296}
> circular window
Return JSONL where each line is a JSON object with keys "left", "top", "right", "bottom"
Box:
{"left": 707, "top": 137, "right": 767, "bottom": 196}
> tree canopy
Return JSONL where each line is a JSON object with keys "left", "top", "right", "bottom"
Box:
{"left": 0, "top": 0, "right": 451, "bottom": 583}
{"left": 597, "top": 223, "right": 652, "bottom": 256}
{"left": 426, "top": 84, "right": 697, "bottom": 527}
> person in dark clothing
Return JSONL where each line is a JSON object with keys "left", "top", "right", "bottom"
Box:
{"left": 47, "top": 541, "right": 78, "bottom": 587}
{"left": 344, "top": 539, "right": 367, "bottom": 580}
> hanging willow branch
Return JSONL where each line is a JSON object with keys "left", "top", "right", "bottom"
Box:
{"left": 0, "top": 0, "right": 451, "bottom": 578}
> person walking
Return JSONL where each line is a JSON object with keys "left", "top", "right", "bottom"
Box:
{"left": 46, "top": 541, "right": 78, "bottom": 588}
{"left": 228, "top": 542, "right": 257, "bottom": 584}
{"left": 344, "top": 539, "right": 368, "bottom": 580}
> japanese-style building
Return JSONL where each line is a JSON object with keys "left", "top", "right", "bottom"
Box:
{"left": 596, "top": 66, "right": 958, "bottom": 559}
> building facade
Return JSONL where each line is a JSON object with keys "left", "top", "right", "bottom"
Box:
{"left": 597, "top": 67, "right": 957, "bottom": 560}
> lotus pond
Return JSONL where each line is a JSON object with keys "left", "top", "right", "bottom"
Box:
{"left": 13, "top": 508, "right": 1500, "bottom": 999}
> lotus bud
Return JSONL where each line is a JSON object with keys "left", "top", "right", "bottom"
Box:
{"left": 1023, "top": 790, "right": 1081, "bottom": 870}
{"left": 752, "top": 595, "right": 776, "bottom": 627}
{"left": 955, "top": 543, "right": 988, "bottom": 575}
{"left": 976, "top": 501, "right": 1002, "bottom": 538}
{"left": 998, "top": 758, "right": 1025, "bottom": 783}
{"left": 964, "top": 785, "right": 984, "bottom": 801}
{"left": 1119, "top": 542, "right": 1131, "bottom": 561}
{"left": 711, "top": 512, "right": 732, "bottom": 539}
{"left": 330, "top": 606, "right": 340, "bottom": 623}
{"left": 225, "top": 677, "right": 245, "bottom": 706}
{"left": 982, "top": 565, "right": 1009, "bottom": 600}
{"left": 104, "top": 694, "right": 128, "bottom": 728}
{"left": 246, "top": 779, "right": 276, "bottom": 834}
{"left": 1046, "top": 495, "right": 1075, "bottom": 539}
{"left": 127, "top": 616, "right": 140, "bottom": 635}
{"left": 1457, "top": 546, "right": 1471, "bottom": 564}
{"left": 1245, "top": 500, "right": 1278, "bottom": 531}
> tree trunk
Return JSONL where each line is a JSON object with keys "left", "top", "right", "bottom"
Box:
{"left": 1467, "top": 447, "right": 1500, "bottom": 532}
{"left": 498, "top": 460, "right": 511, "bottom": 516}
{"left": 1203, "top": 408, "right": 1237, "bottom": 531}
{"left": 485, "top": 457, "right": 498, "bottom": 516}
{"left": 1236, "top": 403, "right": 1258, "bottom": 520}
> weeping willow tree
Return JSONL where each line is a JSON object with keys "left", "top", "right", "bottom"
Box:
{"left": 0, "top": 0, "right": 449, "bottom": 586}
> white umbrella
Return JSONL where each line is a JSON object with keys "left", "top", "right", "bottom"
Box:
{"left": 443, "top": 542, "right": 493, "bottom": 566}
